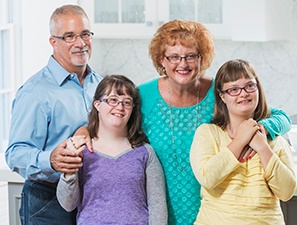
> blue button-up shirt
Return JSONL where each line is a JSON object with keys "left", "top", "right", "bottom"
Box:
{"left": 5, "top": 56, "right": 102, "bottom": 183}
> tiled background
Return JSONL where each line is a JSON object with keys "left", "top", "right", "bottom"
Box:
{"left": 88, "top": 0, "right": 297, "bottom": 119}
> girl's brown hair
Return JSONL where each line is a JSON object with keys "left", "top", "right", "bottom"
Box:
{"left": 88, "top": 75, "right": 149, "bottom": 147}
{"left": 212, "top": 59, "right": 270, "bottom": 129}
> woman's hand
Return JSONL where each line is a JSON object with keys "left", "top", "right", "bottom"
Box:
{"left": 73, "top": 126, "right": 93, "bottom": 153}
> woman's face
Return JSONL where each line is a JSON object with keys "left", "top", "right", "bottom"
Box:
{"left": 94, "top": 90, "right": 133, "bottom": 131}
{"left": 220, "top": 78, "right": 259, "bottom": 119}
{"left": 161, "top": 43, "right": 201, "bottom": 87}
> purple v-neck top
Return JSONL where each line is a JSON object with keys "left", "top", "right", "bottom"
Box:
{"left": 57, "top": 143, "right": 167, "bottom": 225}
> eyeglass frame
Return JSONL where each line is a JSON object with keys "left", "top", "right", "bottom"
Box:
{"left": 52, "top": 31, "right": 94, "bottom": 43}
{"left": 221, "top": 82, "right": 258, "bottom": 96}
{"left": 99, "top": 96, "right": 134, "bottom": 109}
{"left": 164, "top": 53, "right": 201, "bottom": 64}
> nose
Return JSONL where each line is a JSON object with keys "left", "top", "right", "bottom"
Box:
{"left": 115, "top": 101, "right": 125, "bottom": 109}
{"left": 73, "top": 35, "right": 86, "bottom": 47}
{"left": 240, "top": 88, "right": 249, "bottom": 96}
{"left": 179, "top": 57, "right": 189, "bottom": 65}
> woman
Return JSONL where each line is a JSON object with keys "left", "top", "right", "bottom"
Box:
{"left": 57, "top": 75, "right": 167, "bottom": 225}
{"left": 190, "top": 59, "right": 296, "bottom": 224}
{"left": 138, "top": 20, "right": 292, "bottom": 224}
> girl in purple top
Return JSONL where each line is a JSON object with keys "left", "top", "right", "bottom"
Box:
{"left": 57, "top": 75, "right": 167, "bottom": 225}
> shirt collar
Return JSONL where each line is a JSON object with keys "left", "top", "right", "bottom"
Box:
{"left": 47, "top": 56, "right": 93, "bottom": 86}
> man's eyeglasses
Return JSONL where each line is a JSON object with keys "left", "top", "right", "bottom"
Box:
{"left": 165, "top": 53, "right": 200, "bottom": 64}
{"left": 52, "top": 31, "right": 94, "bottom": 43}
{"left": 99, "top": 96, "right": 134, "bottom": 109}
{"left": 221, "top": 83, "right": 258, "bottom": 96}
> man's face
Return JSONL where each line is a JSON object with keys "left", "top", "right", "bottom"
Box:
{"left": 50, "top": 14, "right": 92, "bottom": 73}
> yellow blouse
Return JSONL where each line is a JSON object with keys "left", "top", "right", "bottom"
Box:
{"left": 190, "top": 124, "right": 297, "bottom": 225}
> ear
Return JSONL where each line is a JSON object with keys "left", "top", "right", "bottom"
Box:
{"left": 219, "top": 92, "right": 226, "bottom": 104}
{"left": 94, "top": 100, "right": 100, "bottom": 111}
{"left": 49, "top": 36, "right": 56, "bottom": 47}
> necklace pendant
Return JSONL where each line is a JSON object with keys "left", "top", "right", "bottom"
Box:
{"left": 178, "top": 165, "right": 190, "bottom": 172}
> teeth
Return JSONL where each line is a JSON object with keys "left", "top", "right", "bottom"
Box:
{"left": 114, "top": 113, "right": 123, "bottom": 117}
{"left": 239, "top": 100, "right": 251, "bottom": 104}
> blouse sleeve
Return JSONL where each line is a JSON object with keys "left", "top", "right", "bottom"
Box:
{"left": 145, "top": 143, "right": 168, "bottom": 225}
{"left": 258, "top": 106, "right": 292, "bottom": 140}
{"left": 56, "top": 172, "right": 80, "bottom": 212}
{"left": 190, "top": 124, "right": 241, "bottom": 190}
{"left": 264, "top": 137, "right": 297, "bottom": 201}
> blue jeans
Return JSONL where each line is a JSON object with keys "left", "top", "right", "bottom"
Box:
{"left": 20, "top": 180, "right": 76, "bottom": 225}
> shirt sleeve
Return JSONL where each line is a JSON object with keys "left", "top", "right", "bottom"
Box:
{"left": 56, "top": 172, "right": 80, "bottom": 212}
{"left": 145, "top": 143, "right": 168, "bottom": 224}
{"left": 190, "top": 124, "right": 241, "bottom": 190}
{"left": 264, "top": 137, "right": 297, "bottom": 201}
{"left": 5, "top": 91, "right": 56, "bottom": 181}
{"left": 258, "top": 106, "right": 292, "bottom": 140}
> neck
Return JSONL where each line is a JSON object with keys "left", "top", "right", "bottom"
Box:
{"left": 74, "top": 68, "right": 86, "bottom": 86}
{"left": 98, "top": 126, "right": 127, "bottom": 140}
{"left": 167, "top": 78, "right": 200, "bottom": 107}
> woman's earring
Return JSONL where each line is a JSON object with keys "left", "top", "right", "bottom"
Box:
{"left": 158, "top": 66, "right": 166, "bottom": 75}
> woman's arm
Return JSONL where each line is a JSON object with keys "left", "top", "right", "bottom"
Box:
{"left": 259, "top": 107, "right": 292, "bottom": 140}
{"left": 145, "top": 144, "right": 168, "bottom": 224}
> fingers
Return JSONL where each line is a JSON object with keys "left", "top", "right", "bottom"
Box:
{"left": 247, "top": 150, "right": 257, "bottom": 160}
{"left": 72, "top": 134, "right": 93, "bottom": 153}
{"left": 50, "top": 139, "right": 84, "bottom": 173}
{"left": 238, "top": 146, "right": 255, "bottom": 163}
{"left": 66, "top": 136, "right": 87, "bottom": 155}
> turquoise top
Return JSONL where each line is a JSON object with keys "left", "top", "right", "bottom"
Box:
{"left": 138, "top": 77, "right": 291, "bottom": 225}
{"left": 139, "top": 78, "right": 215, "bottom": 224}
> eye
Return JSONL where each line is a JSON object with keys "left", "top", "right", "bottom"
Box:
{"left": 186, "top": 54, "right": 196, "bottom": 60}
{"left": 170, "top": 55, "right": 180, "bottom": 60}
{"left": 81, "top": 32, "right": 91, "bottom": 38}
{"left": 123, "top": 99, "right": 133, "bottom": 106}
{"left": 108, "top": 97, "right": 118, "bottom": 104}
{"left": 228, "top": 87, "right": 240, "bottom": 93}
{"left": 247, "top": 83, "right": 256, "bottom": 89}
{"left": 64, "top": 34, "right": 75, "bottom": 39}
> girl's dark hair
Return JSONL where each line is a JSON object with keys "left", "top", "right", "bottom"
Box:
{"left": 212, "top": 59, "right": 270, "bottom": 129}
{"left": 88, "top": 74, "right": 149, "bottom": 147}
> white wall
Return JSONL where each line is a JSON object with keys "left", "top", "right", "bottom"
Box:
{"left": 21, "top": 0, "right": 78, "bottom": 82}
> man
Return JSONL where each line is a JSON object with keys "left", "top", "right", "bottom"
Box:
{"left": 5, "top": 5, "right": 102, "bottom": 225}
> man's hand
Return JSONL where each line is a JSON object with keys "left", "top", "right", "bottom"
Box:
{"left": 50, "top": 136, "right": 86, "bottom": 173}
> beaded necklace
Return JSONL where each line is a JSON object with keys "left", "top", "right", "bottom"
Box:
{"left": 168, "top": 83, "right": 200, "bottom": 172}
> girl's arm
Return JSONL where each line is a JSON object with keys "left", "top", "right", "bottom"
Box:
{"left": 145, "top": 144, "right": 168, "bottom": 224}
{"left": 56, "top": 172, "right": 80, "bottom": 212}
{"left": 263, "top": 137, "right": 297, "bottom": 201}
{"left": 190, "top": 124, "right": 241, "bottom": 189}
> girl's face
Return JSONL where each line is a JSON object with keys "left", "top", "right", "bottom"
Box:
{"left": 161, "top": 43, "right": 201, "bottom": 87}
{"left": 94, "top": 90, "right": 133, "bottom": 130}
{"left": 220, "top": 78, "right": 259, "bottom": 119}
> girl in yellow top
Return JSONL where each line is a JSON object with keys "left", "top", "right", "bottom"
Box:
{"left": 190, "top": 59, "right": 297, "bottom": 225}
